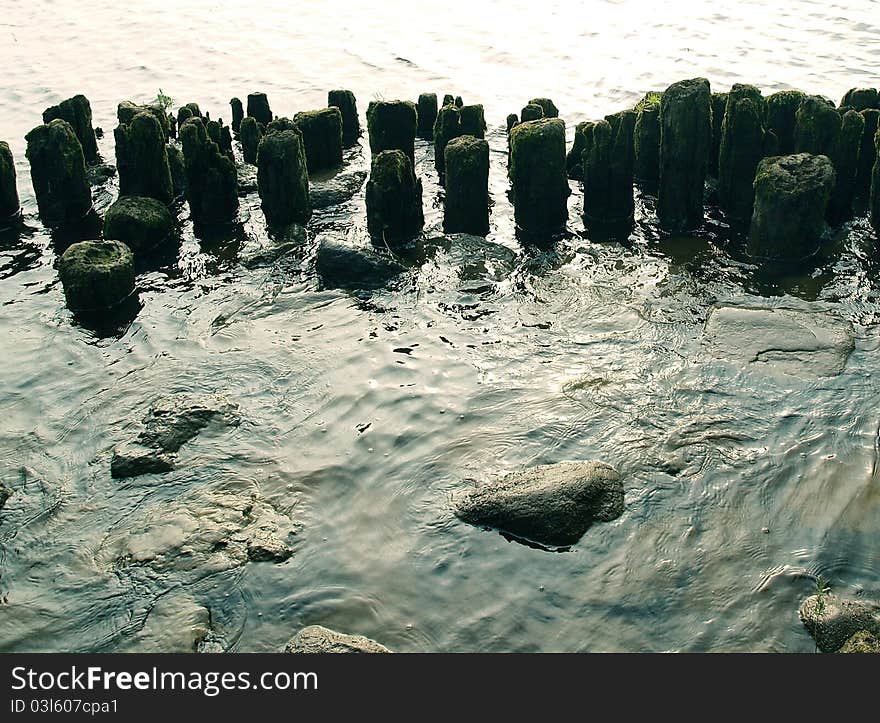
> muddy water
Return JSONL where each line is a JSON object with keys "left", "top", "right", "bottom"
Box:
{"left": 1, "top": 0, "right": 879, "bottom": 652}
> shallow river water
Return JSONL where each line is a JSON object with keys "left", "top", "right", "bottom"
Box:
{"left": 1, "top": 0, "right": 879, "bottom": 652}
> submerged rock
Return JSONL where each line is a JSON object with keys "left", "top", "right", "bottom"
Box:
{"left": 582, "top": 110, "right": 636, "bottom": 236}
{"left": 314, "top": 237, "right": 406, "bottom": 290}
{"left": 0, "top": 141, "right": 20, "bottom": 220}
{"left": 230, "top": 97, "right": 244, "bottom": 134}
{"left": 309, "top": 169, "right": 367, "bottom": 209}
{"left": 718, "top": 85, "right": 767, "bottom": 222}
{"left": 110, "top": 444, "right": 175, "bottom": 479}
{"left": 799, "top": 594, "right": 880, "bottom": 653}
{"left": 658, "top": 77, "right": 712, "bottom": 232}
{"left": 365, "top": 149, "right": 424, "bottom": 246}
{"left": 328, "top": 89, "right": 360, "bottom": 146}
{"left": 114, "top": 111, "right": 173, "bottom": 205}
{"left": 137, "top": 393, "right": 240, "bottom": 454}
{"left": 366, "top": 100, "right": 417, "bottom": 165}
{"left": 766, "top": 90, "right": 806, "bottom": 156}
{"left": 459, "top": 104, "right": 487, "bottom": 139}
{"left": 103, "top": 196, "right": 174, "bottom": 252}
{"left": 417, "top": 92, "right": 438, "bottom": 140}
{"left": 58, "top": 240, "right": 135, "bottom": 311}
{"left": 43, "top": 94, "right": 99, "bottom": 164}
{"left": 256, "top": 128, "right": 311, "bottom": 227}
{"left": 293, "top": 107, "right": 344, "bottom": 173}
{"left": 703, "top": 305, "right": 854, "bottom": 377}
{"left": 122, "top": 592, "right": 212, "bottom": 653}
{"left": 509, "top": 118, "right": 569, "bottom": 233}
{"left": 455, "top": 460, "right": 624, "bottom": 548}
{"left": 180, "top": 118, "right": 239, "bottom": 225}
{"left": 25, "top": 119, "right": 92, "bottom": 227}
{"left": 240, "top": 116, "right": 263, "bottom": 165}
{"left": 633, "top": 91, "right": 662, "bottom": 187}
{"left": 839, "top": 630, "right": 880, "bottom": 653}
{"left": 246, "top": 92, "right": 273, "bottom": 126}
{"left": 748, "top": 153, "right": 835, "bottom": 260}
{"left": 284, "top": 626, "right": 390, "bottom": 654}
{"left": 528, "top": 97, "right": 559, "bottom": 118}
{"left": 433, "top": 103, "right": 462, "bottom": 179}
{"left": 444, "top": 135, "right": 490, "bottom": 236}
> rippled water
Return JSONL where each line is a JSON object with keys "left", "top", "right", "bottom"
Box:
{"left": 1, "top": 0, "right": 879, "bottom": 652}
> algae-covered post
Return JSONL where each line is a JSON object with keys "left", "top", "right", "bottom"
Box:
{"left": 506, "top": 114, "right": 519, "bottom": 134}
{"left": 0, "top": 141, "right": 19, "bottom": 221}
{"left": 103, "top": 196, "right": 175, "bottom": 253}
{"left": 794, "top": 95, "right": 840, "bottom": 158}
{"left": 566, "top": 121, "right": 591, "bottom": 181}
{"left": 871, "top": 126, "right": 880, "bottom": 230}
{"left": 840, "top": 87, "right": 879, "bottom": 111}
{"left": 293, "top": 107, "right": 344, "bottom": 173}
{"left": 240, "top": 116, "right": 263, "bottom": 165}
{"left": 658, "top": 77, "right": 711, "bottom": 232}
{"left": 433, "top": 103, "right": 462, "bottom": 179}
{"left": 582, "top": 110, "right": 636, "bottom": 237}
{"left": 443, "top": 135, "right": 490, "bottom": 236}
{"left": 42, "top": 95, "right": 99, "bottom": 164}
{"left": 417, "top": 93, "right": 438, "bottom": 140}
{"left": 114, "top": 111, "right": 174, "bottom": 205}
{"left": 117, "top": 100, "right": 172, "bottom": 140}
{"left": 328, "top": 90, "right": 360, "bottom": 146}
{"left": 520, "top": 103, "right": 544, "bottom": 122}
{"left": 508, "top": 117, "right": 569, "bottom": 233}
{"left": 828, "top": 109, "right": 865, "bottom": 223}
{"left": 179, "top": 118, "right": 239, "bottom": 225}
{"left": 247, "top": 92, "right": 273, "bottom": 126}
{"left": 459, "top": 105, "right": 487, "bottom": 139}
{"left": 749, "top": 153, "right": 835, "bottom": 259}
{"left": 366, "top": 100, "right": 417, "bottom": 165}
{"left": 857, "top": 109, "right": 879, "bottom": 200}
{"left": 256, "top": 128, "right": 311, "bottom": 227}
{"left": 230, "top": 98, "right": 244, "bottom": 134}
{"left": 718, "top": 84, "right": 767, "bottom": 223}
{"left": 766, "top": 90, "right": 806, "bottom": 156}
{"left": 25, "top": 119, "right": 92, "bottom": 227}
{"left": 633, "top": 91, "right": 661, "bottom": 188}
{"left": 58, "top": 240, "right": 135, "bottom": 311}
{"left": 167, "top": 145, "right": 186, "bottom": 198}
{"left": 708, "top": 92, "right": 728, "bottom": 177}
{"left": 454, "top": 96, "right": 464, "bottom": 108}
{"left": 528, "top": 98, "right": 559, "bottom": 118}
{"left": 443, "top": 94, "right": 454, "bottom": 107}
{"left": 365, "top": 149, "right": 424, "bottom": 246}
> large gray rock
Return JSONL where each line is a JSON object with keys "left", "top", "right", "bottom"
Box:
{"left": 703, "top": 306, "right": 854, "bottom": 377}
{"left": 455, "top": 460, "right": 624, "bottom": 547}
{"left": 310, "top": 170, "right": 367, "bottom": 210}
{"left": 839, "top": 630, "right": 880, "bottom": 653}
{"left": 799, "top": 594, "right": 880, "bottom": 653}
{"left": 314, "top": 237, "right": 406, "bottom": 291}
{"left": 284, "top": 626, "right": 390, "bottom": 653}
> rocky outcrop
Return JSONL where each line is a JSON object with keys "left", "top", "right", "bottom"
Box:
{"left": 799, "top": 593, "right": 880, "bottom": 653}
{"left": 284, "top": 626, "right": 390, "bottom": 653}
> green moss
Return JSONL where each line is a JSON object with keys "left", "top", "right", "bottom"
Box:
{"left": 718, "top": 85, "right": 767, "bottom": 222}
{"left": 528, "top": 98, "right": 559, "bottom": 118}
{"left": 839, "top": 630, "right": 880, "bottom": 653}
{"left": 459, "top": 104, "right": 486, "bottom": 139}
{"left": 114, "top": 111, "right": 173, "bottom": 205}
{"left": 509, "top": 118, "right": 569, "bottom": 232}
{"left": 180, "top": 118, "right": 239, "bottom": 225}
{"left": 365, "top": 149, "right": 423, "bottom": 245}
{"left": 239, "top": 116, "right": 263, "bottom": 165}
{"left": 634, "top": 91, "right": 662, "bottom": 112}
{"left": 103, "top": 195, "right": 174, "bottom": 252}
{"left": 520, "top": 103, "right": 544, "bottom": 122}
{"left": 43, "top": 95, "right": 99, "bottom": 163}
{"left": 794, "top": 95, "right": 840, "bottom": 157}
{"left": 433, "top": 104, "right": 462, "bottom": 178}
{"left": 59, "top": 239, "right": 135, "bottom": 310}
{"left": 256, "top": 129, "right": 311, "bottom": 227}
{"left": 117, "top": 100, "right": 171, "bottom": 140}
{"left": 766, "top": 90, "right": 806, "bottom": 155}
{"left": 294, "top": 108, "right": 344, "bottom": 173}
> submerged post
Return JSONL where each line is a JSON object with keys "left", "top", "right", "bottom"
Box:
{"left": 366, "top": 100, "right": 417, "bottom": 165}
{"left": 328, "top": 90, "right": 360, "bottom": 146}
{"left": 718, "top": 84, "right": 767, "bottom": 223}
{"left": 256, "top": 128, "right": 311, "bottom": 227}
{"left": 43, "top": 95, "right": 99, "bottom": 164}
{"left": 365, "top": 149, "right": 424, "bottom": 247}
{"left": 1, "top": 141, "right": 20, "bottom": 221}
{"left": 509, "top": 118, "right": 569, "bottom": 233}
{"left": 417, "top": 93, "right": 438, "bottom": 140}
{"left": 582, "top": 110, "right": 636, "bottom": 237}
{"left": 444, "top": 135, "right": 490, "bottom": 236}
{"left": 115, "top": 111, "right": 173, "bottom": 205}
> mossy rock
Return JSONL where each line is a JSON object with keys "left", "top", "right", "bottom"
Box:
{"left": 509, "top": 118, "right": 570, "bottom": 233}
{"left": 103, "top": 196, "right": 175, "bottom": 252}
{"left": 718, "top": 85, "right": 767, "bottom": 222}
{"left": 365, "top": 149, "right": 423, "bottom": 246}
{"left": 59, "top": 239, "right": 135, "bottom": 311}
{"left": 247, "top": 93, "right": 273, "bottom": 126}
{"left": 520, "top": 103, "right": 544, "bottom": 122}
{"left": 840, "top": 87, "right": 878, "bottom": 112}
{"left": 328, "top": 89, "right": 360, "bottom": 145}
{"left": 230, "top": 97, "right": 244, "bottom": 133}
{"left": 25, "top": 118, "right": 92, "bottom": 227}
{"left": 114, "top": 111, "right": 173, "bottom": 205}
{"left": 433, "top": 104, "right": 462, "bottom": 178}
{"left": 444, "top": 135, "right": 490, "bottom": 236}
{"left": 239, "top": 116, "right": 263, "bottom": 165}
{"left": 256, "top": 129, "right": 311, "bottom": 227}
{"left": 43, "top": 94, "right": 99, "bottom": 163}
{"left": 293, "top": 108, "right": 344, "bottom": 173}
{"left": 0, "top": 141, "right": 20, "bottom": 219}
{"left": 799, "top": 593, "right": 880, "bottom": 653}
{"left": 117, "top": 101, "right": 171, "bottom": 140}
{"left": 838, "top": 630, "right": 880, "bottom": 653}
{"left": 766, "top": 90, "right": 806, "bottom": 156}
{"left": 417, "top": 93, "right": 438, "bottom": 140}
{"left": 366, "top": 100, "right": 417, "bottom": 165}
{"left": 459, "top": 105, "right": 487, "bottom": 139}
{"left": 528, "top": 97, "right": 559, "bottom": 118}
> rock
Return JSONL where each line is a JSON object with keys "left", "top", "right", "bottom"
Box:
{"left": 293, "top": 107, "right": 344, "bottom": 173}
{"left": 180, "top": 118, "right": 239, "bottom": 225}
{"left": 247, "top": 531, "right": 294, "bottom": 562}
{"left": 459, "top": 104, "right": 487, "bottom": 139}
{"left": 528, "top": 97, "right": 559, "bottom": 118}
{"left": 708, "top": 91, "right": 728, "bottom": 177}
{"left": 0, "top": 141, "right": 20, "bottom": 220}
{"left": 443, "top": 135, "right": 489, "bottom": 236}
{"left": 110, "top": 443, "right": 175, "bottom": 479}
{"left": 794, "top": 95, "right": 840, "bottom": 158}
{"left": 58, "top": 240, "right": 135, "bottom": 311}
{"left": 309, "top": 169, "right": 367, "bottom": 209}
{"left": 433, "top": 103, "right": 462, "bottom": 179}
{"left": 365, "top": 149, "right": 424, "bottom": 246}
{"left": 455, "top": 460, "right": 624, "bottom": 547}
{"left": 117, "top": 101, "right": 172, "bottom": 140}
{"left": 0, "top": 480, "right": 10, "bottom": 510}
{"left": 366, "top": 100, "right": 417, "bottom": 165}
{"left": 748, "top": 153, "right": 835, "bottom": 260}
{"left": 827, "top": 109, "right": 865, "bottom": 223}
{"left": 799, "top": 594, "right": 880, "bottom": 653}
{"left": 509, "top": 118, "right": 569, "bottom": 233}
{"left": 314, "top": 237, "right": 406, "bottom": 290}
{"left": 114, "top": 111, "right": 174, "bottom": 204}
{"left": 167, "top": 144, "right": 186, "bottom": 198}
{"left": 582, "top": 110, "right": 636, "bottom": 236}
{"left": 239, "top": 116, "right": 263, "bottom": 165}
{"left": 103, "top": 196, "right": 175, "bottom": 252}
{"left": 658, "top": 78, "right": 712, "bottom": 232}
{"left": 230, "top": 97, "right": 243, "bottom": 134}
{"left": 328, "top": 89, "right": 360, "bottom": 146}
{"left": 718, "top": 84, "right": 767, "bottom": 222}
{"left": 43, "top": 94, "right": 99, "bottom": 163}
{"left": 87, "top": 163, "right": 117, "bottom": 187}
{"left": 520, "top": 103, "right": 544, "bottom": 122}
{"left": 137, "top": 393, "right": 240, "bottom": 453}
{"left": 284, "top": 626, "right": 390, "bottom": 654}
{"left": 856, "top": 109, "right": 879, "bottom": 200}
{"left": 703, "top": 305, "right": 854, "bottom": 377}
{"left": 872, "top": 126, "right": 880, "bottom": 231}
{"left": 840, "top": 87, "right": 878, "bottom": 111}
{"left": 247, "top": 92, "right": 273, "bottom": 126}
{"left": 766, "top": 90, "right": 806, "bottom": 155}
{"left": 633, "top": 91, "right": 662, "bottom": 187}
{"left": 123, "top": 592, "right": 212, "bottom": 653}
{"left": 25, "top": 119, "right": 92, "bottom": 227}
{"left": 839, "top": 630, "right": 880, "bottom": 653}
{"left": 417, "top": 92, "right": 438, "bottom": 140}
{"left": 256, "top": 128, "right": 311, "bottom": 227}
